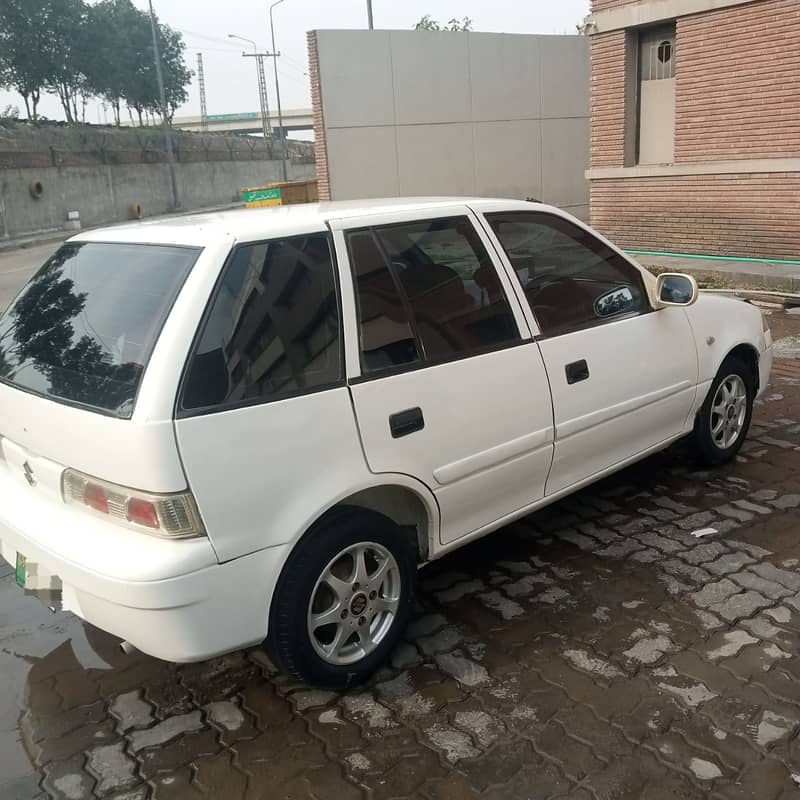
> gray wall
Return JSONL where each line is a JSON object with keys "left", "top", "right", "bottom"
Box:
{"left": 315, "top": 30, "right": 589, "bottom": 219}
{"left": 0, "top": 159, "right": 316, "bottom": 240}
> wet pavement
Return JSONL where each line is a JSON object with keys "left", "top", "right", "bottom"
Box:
{"left": 2, "top": 311, "right": 800, "bottom": 800}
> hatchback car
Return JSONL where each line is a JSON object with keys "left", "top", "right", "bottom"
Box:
{"left": 0, "top": 198, "right": 772, "bottom": 686}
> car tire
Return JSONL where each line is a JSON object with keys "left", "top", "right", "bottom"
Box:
{"left": 692, "top": 355, "right": 755, "bottom": 467}
{"left": 267, "top": 506, "right": 416, "bottom": 688}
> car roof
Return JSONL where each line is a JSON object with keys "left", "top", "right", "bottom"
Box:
{"left": 71, "top": 197, "right": 526, "bottom": 247}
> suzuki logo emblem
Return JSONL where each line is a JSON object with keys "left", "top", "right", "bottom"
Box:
{"left": 22, "top": 461, "right": 36, "bottom": 487}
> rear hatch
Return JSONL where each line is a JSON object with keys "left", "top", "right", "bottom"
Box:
{"left": 0, "top": 240, "right": 200, "bottom": 495}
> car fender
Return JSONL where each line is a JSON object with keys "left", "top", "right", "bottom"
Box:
{"left": 681, "top": 294, "right": 768, "bottom": 422}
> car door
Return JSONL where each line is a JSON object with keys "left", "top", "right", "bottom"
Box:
{"left": 330, "top": 207, "right": 555, "bottom": 546}
{"left": 480, "top": 206, "right": 698, "bottom": 496}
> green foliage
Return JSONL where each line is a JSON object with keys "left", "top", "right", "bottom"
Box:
{"left": 0, "top": 0, "right": 191, "bottom": 124}
{"left": 414, "top": 14, "right": 473, "bottom": 31}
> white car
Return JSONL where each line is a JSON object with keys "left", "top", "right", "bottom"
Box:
{"left": 0, "top": 198, "right": 772, "bottom": 686}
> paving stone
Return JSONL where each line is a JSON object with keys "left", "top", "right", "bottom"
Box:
{"left": 734, "top": 499, "right": 773, "bottom": 515}
{"left": 751, "top": 489, "right": 779, "bottom": 502}
{"left": 706, "top": 551, "right": 757, "bottom": 576}
{"left": 709, "top": 590, "right": 772, "bottom": 623}
{"left": 676, "top": 511, "right": 718, "bottom": 531}
{"left": 728, "top": 539, "right": 773, "bottom": 559}
{"left": 660, "top": 558, "right": 713, "bottom": 585}
{"left": 558, "top": 529, "right": 599, "bottom": 551}
{"left": 622, "top": 634, "right": 674, "bottom": 665}
{"left": 771, "top": 494, "right": 800, "bottom": 510}
{"left": 635, "top": 531, "right": 687, "bottom": 553}
{"left": 109, "top": 691, "right": 154, "bottom": 732}
{"left": 703, "top": 629, "right": 759, "bottom": 660}
{"left": 680, "top": 541, "right": 728, "bottom": 565}
{"left": 750, "top": 562, "right": 800, "bottom": 592}
{"left": 717, "top": 504, "right": 755, "bottom": 523}
{"left": 689, "top": 578, "right": 741, "bottom": 608}
{"left": 85, "top": 742, "right": 140, "bottom": 797}
{"left": 731, "top": 570, "right": 793, "bottom": 600}
{"left": 129, "top": 711, "right": 204, "bottom": 752}
{"left": 596, "top": 539, "right": 644, "bottom": 559}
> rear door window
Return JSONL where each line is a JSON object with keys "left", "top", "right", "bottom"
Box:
{"left": 347, "top": 216, "right": 520, "bottom": 374}
{"left": 181, "top": 233, "right": 342, "bottom": 413}
{"left": 0, "top": 241, "right": 199, "bottom": 417}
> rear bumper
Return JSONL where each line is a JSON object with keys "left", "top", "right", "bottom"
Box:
{"left": 0, "top": 473, "right": 288, "bottom": 661}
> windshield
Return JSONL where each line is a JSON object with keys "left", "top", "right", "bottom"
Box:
{"left": 0, "top": 241, "right": 200, "bottom": 418}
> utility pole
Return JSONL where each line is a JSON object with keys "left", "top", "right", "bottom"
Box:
{"left": 148, "top": 0, "right": 180, "bottom": 209}
{"left": 196, "top": 52, "right": 208, "bottom": 132}
{"left": 229, "top": 34, "right": 273, "bottom": 142}
{"left": 366, "top": 0, "right": 374, "bottom": 29}
{"left": 269, "top": 0, "right": 288, "bottom": 181}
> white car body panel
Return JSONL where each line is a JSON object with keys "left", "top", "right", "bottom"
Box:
{"left": 0, "top": 197, "right": 772, "bottom": 663}
{"left": 538, "top": 308, "right": 698, "bottom": 494}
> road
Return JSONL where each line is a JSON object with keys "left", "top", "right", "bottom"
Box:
{"left": 1, "top": 245, "right": 800, "bottom": 798}
{"left": 0, "top": 242, "right": 62, "bottom": 312}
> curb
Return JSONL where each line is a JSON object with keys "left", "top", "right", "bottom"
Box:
{"left": 639, "top": 262, "right": 800, "bottom": 294}
{"left": 0, "top": 230, "right": 69, "bottom": 255}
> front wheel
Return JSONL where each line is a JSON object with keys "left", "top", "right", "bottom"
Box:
{"left": 692, "top": 356, "right": 754, "bottom": 466}
{"left": 267, "top": 507, "right": 416, "bottom": 687}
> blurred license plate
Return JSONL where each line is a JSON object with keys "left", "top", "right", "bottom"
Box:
{"left": 15, "top": 553, "right": 26, "bottom": 588}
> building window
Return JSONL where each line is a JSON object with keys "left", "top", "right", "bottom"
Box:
{"left": 637, "top": 23, "right": 676, "bottom": 165}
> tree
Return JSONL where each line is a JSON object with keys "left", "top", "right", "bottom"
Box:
{"left": 0, "top": 0, "right": 52, "bottom": 119}
{"left": 414, "top": 14, "right": 473, "bottom": 31}
{"left": 44, "top": 0, "right": 91, "bottom": 122}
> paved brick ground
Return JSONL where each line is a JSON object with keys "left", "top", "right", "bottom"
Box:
{"left": 2, "top": 319, "right": 800, "bottom": 800}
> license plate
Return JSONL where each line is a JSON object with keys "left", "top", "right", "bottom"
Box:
{"left": 15, "top": 553, "right": 26, "bottom": 588}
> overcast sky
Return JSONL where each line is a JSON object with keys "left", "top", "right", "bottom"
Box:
{"left": 1, "top": 0, "right": 590, "bottom": 124}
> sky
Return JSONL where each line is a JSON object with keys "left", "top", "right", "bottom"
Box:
{"left": 0, "top": 0, "right": 590, "bottom": 124}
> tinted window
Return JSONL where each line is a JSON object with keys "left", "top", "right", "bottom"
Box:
{"left": 348, "top": 217, "right": 519, "bottom": 373}
{"left": 486, "top": 212, "right": 649, "bottom": 337}
{"left": 182, "top": 234, "right": 341, "bottom": 412}
{"left": 0, "top": 242, "right": 198, "bottom": 417}
{"left": 347, "top": 230, "right": 420, "bottom": 373}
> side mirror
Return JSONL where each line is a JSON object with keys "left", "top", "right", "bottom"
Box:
{"left": 655, "top": 273, "right": 698, "bottom": 308}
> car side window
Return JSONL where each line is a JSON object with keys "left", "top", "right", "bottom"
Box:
{"left": 181, "top": 233, "right": 342, "bottom": 412}
{"left": 347, "top": 216, "right": 520, "bottom": 374}
{"left": 486, "top": 211, "right": 650, "bottom": 337}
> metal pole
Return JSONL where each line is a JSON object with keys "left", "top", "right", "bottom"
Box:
{"left": 229, "top": 35, "right": 271, "bottom": 142}
{"left": 269, "top": 0, "right": 288, "bottom": 182}
{"left": 366, "top": 0, "right": 374, "bottom": 29}
{"left": 148, "top": 0, "right": 180, "bottom": 209}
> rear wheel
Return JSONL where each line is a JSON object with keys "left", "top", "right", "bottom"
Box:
{"left": 267, "top": 507, "right": 416, "bottom": 687}
{"left": 692, "top": 356, "right": 754, "bottom": 466}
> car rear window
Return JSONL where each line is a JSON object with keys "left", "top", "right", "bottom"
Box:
{"left": 0, "top": 241, "right": 199, "bottom": 418}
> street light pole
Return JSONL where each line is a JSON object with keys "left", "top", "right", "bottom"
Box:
{"left": 147, "top": 0, "right": 180, "bottom": 209}
{"left": 269, "top": 0, "right": 288, "bottom": 182}
{"left": 367, "top": 0, "right": 374, "bottom": 29}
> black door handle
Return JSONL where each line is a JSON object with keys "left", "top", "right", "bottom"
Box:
{"left": 390, "top": 407, "right": 424, "bottom": 438}
{"left": 565, "top": 359, "right": 590, "bottom": 384}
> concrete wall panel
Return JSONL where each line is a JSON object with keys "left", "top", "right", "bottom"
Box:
{"left": 473, "top": 120, "right": 542, "bottom": 199}
{"left": 469, "top": 34, "right": 541, "bottom": 122}
{"left": 540, "top": 36, "right": 591, "bottom": 120}
{"left": 327, "top": 127, "right": 399, "bottom": 198}
{"left": 312, "top": 29, "right": 588, "bottom": 209}
{"left": 390, "top": 31, "right": 471, "bottom": 125}
{"left": 317, "top": 31, "right": 395, "bottom": 128}
{"left": 396, "top": 124, "right": 474, "bottom": 196}
{"left": 541, "top": 117, "right": 590, "bottom": 212}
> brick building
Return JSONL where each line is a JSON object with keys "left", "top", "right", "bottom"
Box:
{"left": 586, "top": 0, "right": 800, "bottom": 260}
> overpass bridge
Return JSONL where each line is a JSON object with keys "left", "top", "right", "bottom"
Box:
{"left": 171, "top": 109, "right": 313, "bottom": 136}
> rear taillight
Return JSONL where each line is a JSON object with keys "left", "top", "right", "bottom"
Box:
{"left": 61, "top": 469, "right": 205, "bottom": 539}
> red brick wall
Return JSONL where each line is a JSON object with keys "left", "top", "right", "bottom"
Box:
{"left": 591, "top": 173, "right": 800, "bottom": 260}
{"left": 590, "top": 31, "right": 627, "bottom": 167}
{"left": 589, "top": 0, "right": 800, "bottom": 258}
{"left": 675, "top": 0, "right": 800, "bottom": 161}
{"left": 306, "top": 31, "right": 331, "bottom": 201}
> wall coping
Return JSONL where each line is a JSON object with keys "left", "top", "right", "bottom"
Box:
{"left": 586, "top": 0, "right": 765, "bottom": 34}
{"left": 587, "top": 157, "right": 800, "bottom": 179}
